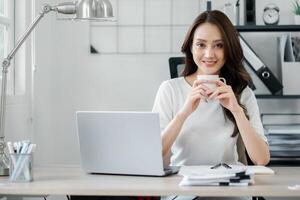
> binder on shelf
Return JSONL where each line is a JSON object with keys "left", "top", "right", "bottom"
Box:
{"left": 243, "top": 61, "right": 271, "bottom": 95}
{"left": 239, "top": 35, "right": 283, "bottom": 95}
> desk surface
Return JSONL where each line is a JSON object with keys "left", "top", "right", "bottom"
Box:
{"left": 0, "top": 166, "right": 300, "bottom": 197}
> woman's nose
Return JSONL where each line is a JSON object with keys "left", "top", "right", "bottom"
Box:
{"left": 204, "top": 47, "right": 214, "bottom": 57}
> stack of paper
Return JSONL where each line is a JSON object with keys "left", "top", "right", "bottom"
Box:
{"left": 179, "top": 165, "right": 274, "bottom": 186}
{"left": 264, "top": 125, "right": 300, "bottom": 159}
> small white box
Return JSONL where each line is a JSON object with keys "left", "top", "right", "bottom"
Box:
{"left": 280, "top": 34, "right": 300, "bottom": 95}
{"left": 281, "top": 62, "right": 300, "bottom": 95}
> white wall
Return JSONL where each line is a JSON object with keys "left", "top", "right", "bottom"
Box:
{"left": 6, "top": 0, "right": 300, "bottom": 168}
{"left": 32, "top": 0, "right": 183, "bottom": 166}
{"left": 5, "top": 0, "right": 32, "bottom": 143}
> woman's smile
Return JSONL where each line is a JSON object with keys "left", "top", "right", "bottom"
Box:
{"left": 202, "top": 60, "right": 218, "bottom": 67}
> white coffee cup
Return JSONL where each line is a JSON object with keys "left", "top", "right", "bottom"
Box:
{"left": 197, "top": 75, "right": 226, "bottom": 90}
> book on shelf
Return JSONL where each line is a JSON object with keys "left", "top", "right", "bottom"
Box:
{"left": 239, "top": 35, "right": 283, "bottom": 95}
{"left": 270, "top": 145, "right": 300, "bottom": 151}
{"left": 261, "top": 114, "right": 300, "bottom": 125}
{"left": 270, "top": 151, "right": 300, "bottom": 157}
{"left": 264, "top": 125, "right": 300, "bottom": 134}
{"left": 269, "top": 138, "right": 300, "bottom": 146}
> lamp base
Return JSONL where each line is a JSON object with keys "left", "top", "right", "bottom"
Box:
{"left": 0, "top": 166, "right": 9, "bottom": 176}
{"left": 0, "top": 151, "right": 9, "bottom": 176}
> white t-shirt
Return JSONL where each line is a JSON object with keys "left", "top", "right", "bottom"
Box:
{"left": 152, "top": 77, "right": 267, "bottom": 166}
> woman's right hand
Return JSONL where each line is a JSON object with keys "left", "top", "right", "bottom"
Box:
{"left": 179, "top": 80, "right": 210, "bottom": 117}
{"left": 161, "top": 80, "right": 210, "bottom": 156}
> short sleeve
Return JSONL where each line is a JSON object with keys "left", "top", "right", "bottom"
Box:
{"left": 152, "top": 81, "right": 174, "bottom": 132}
{"left": 240, "top": 87, "right": 268, "bottom": 144}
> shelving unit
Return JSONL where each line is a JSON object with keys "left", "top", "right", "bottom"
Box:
{"left": 256, "top": 95, "right": 300, "bottom": 99}
{"left": 236, "top": 25, "right": 300, "bottom": 32}
{"left": 237, "top": 24, "right": 300, "bottom": 99}
{"left": 242, "top": 26, "right": 300, "bottom": 166}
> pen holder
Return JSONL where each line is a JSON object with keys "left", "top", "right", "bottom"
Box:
{"left": 9, "top": 153, "right": 33, "bottom": 182}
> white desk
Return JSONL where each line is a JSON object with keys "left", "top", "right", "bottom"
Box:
{"left": 0, "top": 167, "right": 300, "bottom": 197}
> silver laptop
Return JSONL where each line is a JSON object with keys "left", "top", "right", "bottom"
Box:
{"left": 76, "top": 111, "right": 179, "bottom": 176}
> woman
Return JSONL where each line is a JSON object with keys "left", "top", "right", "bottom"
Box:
{"left": 152, "top": 10, "right": 270, "bottom": 168}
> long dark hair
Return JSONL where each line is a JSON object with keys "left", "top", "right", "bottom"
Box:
{"left": 181, "top": 10, "right": 251, "bottom": 137}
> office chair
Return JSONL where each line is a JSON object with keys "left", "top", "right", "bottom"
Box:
{"left": 168, "top": 57, "right": 265, "bottom": 200}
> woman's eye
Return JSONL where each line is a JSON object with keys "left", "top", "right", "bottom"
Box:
{"left": 196, "top": 43, "right": 205, "bottom": 48}
{"left": 215, "top": 43, "right": 224, "bottom": 48}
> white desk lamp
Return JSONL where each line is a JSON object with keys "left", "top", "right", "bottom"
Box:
{"left": 0, "top": 0, "right": 114, "bottom": 176}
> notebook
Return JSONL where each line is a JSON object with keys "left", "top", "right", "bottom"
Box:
{"left": 179, "top": 165, "right": 274, "bottom": 186}
{"left": 76, "top": 111, "right": 179, "bottom": 176}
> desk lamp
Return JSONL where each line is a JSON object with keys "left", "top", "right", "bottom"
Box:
{"left": 0, "top": 0, "right": 114, "bottom": 176}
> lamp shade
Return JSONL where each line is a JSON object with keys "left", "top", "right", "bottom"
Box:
{"left": 75, "top": 0, "right": 114, "bottom": 20}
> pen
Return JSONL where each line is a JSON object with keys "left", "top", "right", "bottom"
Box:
{"left": 7, "top": 142, "right": 14, "bottom": 154}
{"left": 219, "top": 182, "right": 250, "bottom": 186}
{"left": 7, "top": 142, "right": 16, "bottom": 166}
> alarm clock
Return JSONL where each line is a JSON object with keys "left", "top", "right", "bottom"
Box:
{"left": 262, "top": 3, "right": 280, "bottom": 25}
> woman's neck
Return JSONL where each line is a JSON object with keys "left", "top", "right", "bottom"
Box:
{"left": 184, "top": 73, "right": 197, "bottom": 86}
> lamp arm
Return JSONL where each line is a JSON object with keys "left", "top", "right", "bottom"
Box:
{"left": 0, "top": 3, "right": 54, "bottom": 143}
{"left": 7, "top": 4, "right": 53, "bottom": 62}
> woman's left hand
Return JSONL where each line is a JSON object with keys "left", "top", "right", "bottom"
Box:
{"left": 206, "top": 80, "right": 242, "bottom": 114}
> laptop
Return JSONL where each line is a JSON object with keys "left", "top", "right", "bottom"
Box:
{"left": 76, "top": 111, "right": 179, "bottom": 176}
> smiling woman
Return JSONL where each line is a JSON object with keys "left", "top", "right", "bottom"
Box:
{"left": 152, "top": 11, "right": 270, "bottom": 200}
{"left": 153, "top": 8, "right": 270, "bottom": 174}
